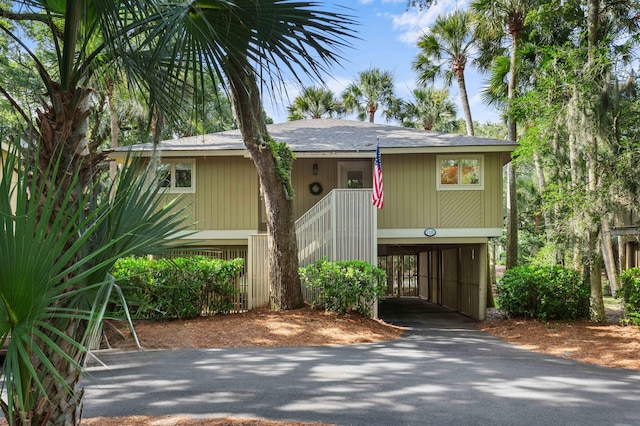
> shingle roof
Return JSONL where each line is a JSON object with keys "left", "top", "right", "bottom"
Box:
{"left": 111, "top": 118, "right": 517, "bottom": 155}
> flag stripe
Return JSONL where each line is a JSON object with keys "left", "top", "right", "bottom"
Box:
{"left": 372, "top": 143, "right": 384, "bottom": 209}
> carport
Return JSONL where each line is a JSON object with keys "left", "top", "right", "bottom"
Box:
{"left": 378, "top": 242, "right": 488, "bottom": 320}
{"left": 378, "top": 297, "right": 476, "bottom": 326}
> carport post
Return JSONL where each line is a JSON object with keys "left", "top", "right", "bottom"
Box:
{"left": 479, "top": 243, "right": 488, "bottom": 321}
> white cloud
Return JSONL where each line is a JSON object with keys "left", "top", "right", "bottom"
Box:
{"left": 325, "top": 76, "right": 353, "bottom": 96}
{"left": 388, "top": 0, "right": 471, "bottom": 45}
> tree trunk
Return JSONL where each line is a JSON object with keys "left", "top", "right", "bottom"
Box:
{"left": 585, "top": 134, "right": 606, "bottom": 322}
{"left": 31, "top": 318, "right": 86, "bottom": 426}
{"left": 586, "top": 0, "right": 606, "bottom": 323}
{"left": 533, "top": 151, "right": 553, "bottom": 245}
{"left": 225, "top": 58, "right": 303, "bottom": 310}
{"left": 504, "top": 30, "right": 519, "bottom": 270}
{"left": 368, "top": 106, "right": 376, "bottom": 123}
{"left": 617, "top": 210, "right": 627, "bottom": 273}
{"left": 488, "top": 239, "right": 496, "bottom": 308}
{"left": 505, "top": 162, "right": 518, "bottom": 269}
{"left": 456, "top": 72, "right": 474, "bottom": 136}
{"left": 27, "top": 86, "right": 102, "bottom": 425}
{"left": 550, "top": 128, "right": 563, "bottom": 263}
{"left": 601, "top": 216, "right": 618, "bottom": 295}
{"left": 588, "top": 228, "right": 606, "bottom": 323}
{"left": 107, "top": 78, "right": 119, "bottom": 195}
{"left": 567, "top": 88, "right": 583, "bottom": 271}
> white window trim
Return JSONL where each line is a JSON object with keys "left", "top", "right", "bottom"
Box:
{"left": 436, "top": 155, "right": 484, "bottom": 191}
{"left": 160, "top": 160, "right": 196, "bottom": 193}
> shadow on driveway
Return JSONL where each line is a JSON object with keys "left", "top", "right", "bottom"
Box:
{"left": 83, "top": 299, "right": 640, "bottom": 426}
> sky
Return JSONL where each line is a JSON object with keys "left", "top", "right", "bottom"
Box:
{"left": 262, "top": 0, "right": 501, "bottom": 125}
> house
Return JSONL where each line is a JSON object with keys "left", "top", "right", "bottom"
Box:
{"left": 108, "top": 119, "right": 517, "bottom": 320}
{"left": 612, "top": 209, "right": 640, "bottom": 270}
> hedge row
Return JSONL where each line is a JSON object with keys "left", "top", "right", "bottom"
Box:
{"left": 110, "top": 256, "right": 244, "bottom": 319}
{"left": 619, "top": 268, "right": 640, "bottom": 327}
{"left": 497, "top": 265, "right": 589, "bottom": 321}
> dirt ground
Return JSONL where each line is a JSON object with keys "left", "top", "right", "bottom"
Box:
{"left": 43, "top": 302, "right": 640, "bottom": 425}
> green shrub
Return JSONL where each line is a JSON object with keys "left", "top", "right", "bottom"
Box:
{"left": 497, "top": 265, "right": 589, "bottom": 321}
{"left": 111, "top": 256, "right": 243, "bottom": 319}
{"left": 299, "top": 259, "right": 386, "bottom": 316}
{"left": 618, "top": 268, "right": 640, "bottom": 327}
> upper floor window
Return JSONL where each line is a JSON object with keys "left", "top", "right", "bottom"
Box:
{"left": 437, "top": 155, "right": 483, "bottom": 190}
{"left": 157, "top": 160, "right": 195, "bottom": 193}
{"left": 347, "top": 170, "right": 364, "bottom": 188}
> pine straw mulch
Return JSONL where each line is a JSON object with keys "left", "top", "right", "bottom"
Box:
{"left": 5, "top": 303, "right": 639, "bottom": 426}
{"left": 102, "top": 305, "right": 405, "bottom": 350}
{"left": 477, "top": 304, "right": 640, "bottom": 371}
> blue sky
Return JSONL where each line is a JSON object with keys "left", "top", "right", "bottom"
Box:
{"left": 263, "top": 0, "right": 501, "bottom": 125}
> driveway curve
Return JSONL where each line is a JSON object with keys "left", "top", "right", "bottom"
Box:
{"left": 83, "top": 299, "right": 640, "bottom": 425}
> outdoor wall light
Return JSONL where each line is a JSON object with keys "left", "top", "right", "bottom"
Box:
{"left": 313, "top": 163, "right": 318, "bottom": 175}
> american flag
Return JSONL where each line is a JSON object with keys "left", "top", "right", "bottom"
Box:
{"left": 372, "top": 141, "right": 384, "bottom": 209}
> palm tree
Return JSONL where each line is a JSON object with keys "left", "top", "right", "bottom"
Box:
{"left": 398, "top": 86, "right": 458, "bottom": 131}
{"left": 287, "top": 86, "right": 344, "bottom": 120}
{"left": 163, "top": 3, "right": 355, "bottom": 312}
{"left": 413, "top": 9, "right": 478, "bottom": 136}
{"left": 341, "top": 67, "right": 400, "bottom": 123}
{"left": 471, "top": 0, "right": 537, "bottom": 271}
{"left": 0, "top": 1, "right": 355, "bottom": 423}
{"left": 0, "top": 147, "right": 190, "bottom": 425}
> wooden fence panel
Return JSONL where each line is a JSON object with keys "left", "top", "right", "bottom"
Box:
{"left": 248, "top": 234, "right": 269, "bottom": 309}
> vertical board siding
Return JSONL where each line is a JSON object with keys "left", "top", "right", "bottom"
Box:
{"left": 485, "top": 154, "right": 504, "bottom": 228}
{"left": 296, "top": 191, "right": 336, "bottom": 265}
{"left": 248, "top": 234, "right": 270, "bottom": 309}
{"left": 295, "top": 189, "right": 377, "bottom": 304}
{"left": 377, "top": 152, "right": 504, "bottom": 230}
{"left": 161, "top": 152, "right": 504, "bottom": 319}
{"left": 160, "top": 151, "right": 503, "bottom": 233}
{"left": 458, "top": 245, "right": 481, "bottom": 318}
{"left": 291, "top": 158, "right": 339, "bottom": 220}
{"left": 334, "top": 190, "right": 377, "bottom": 263}
{"left": 379, "top": 153, "right": 441, "bottom": 229}
{"left": 195, "top": 157, "right": 258, "bottom": 230}
{"left": 441, "top": 248, "right": 458, "bottom": 309}
{"left": 296, "top": 189, "right": 376, "bottom": 266}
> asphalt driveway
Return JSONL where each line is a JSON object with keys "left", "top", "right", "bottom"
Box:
{"left": 83, "top": 299, "right": 640, "bottom": 425}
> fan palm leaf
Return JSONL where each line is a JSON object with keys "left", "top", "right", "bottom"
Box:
{"left": 0, "top": 141, "right": 190, "bottom": 424}
{"left": 341, "top": 67, "right": 399, "bottom": 123}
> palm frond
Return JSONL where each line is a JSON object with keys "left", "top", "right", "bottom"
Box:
{"left": 133, "top": 1, "right": 358, "bottom": 122}
{"left": 0, "top": 140, "right": 191, "bottom": 422}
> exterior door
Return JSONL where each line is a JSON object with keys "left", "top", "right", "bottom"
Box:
{"left": 337, "top": 161, "right": 372, "bottom": 189}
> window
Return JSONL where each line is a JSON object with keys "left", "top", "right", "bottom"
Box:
{"left": 437, "top": 155, "right": 483, "bottom": 190}
{"left": 347, "top": 170, "right": 364, "bottom": 188}
{"left": 157, "top": 161, "right": 195, "bottom": 193}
